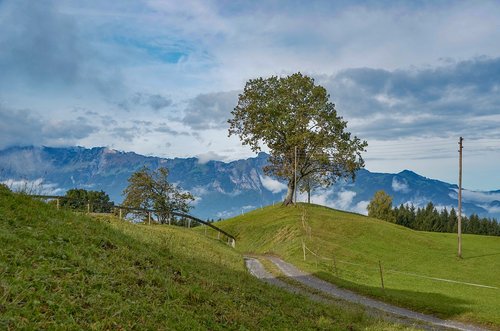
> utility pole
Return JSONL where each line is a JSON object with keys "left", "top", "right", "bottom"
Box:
{"left": 294, "top": 146, "right": 298, "bottom": 204}
{"left": 458, "top": 137, "right": 463, "bottom": 258}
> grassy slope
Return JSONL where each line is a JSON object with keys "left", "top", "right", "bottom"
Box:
{"left": 212, "top": 204, "right": 500, "bottom": 329}
{"left": 0, "top": 189, "right": 409, "bottom": 330}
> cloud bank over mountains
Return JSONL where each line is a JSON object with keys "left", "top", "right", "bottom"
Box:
{"left": 1, "top": 146, "right": 499, "bottom": 220}
{"left": 1, "top": 0, "right": 500, "bottom": 190}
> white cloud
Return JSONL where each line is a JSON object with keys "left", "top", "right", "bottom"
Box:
{"left": 480, "top": 204, "right": 500, "bottom": 214}
{"left": 307, "top": 189, "right": 367, "bottom": 214}
{"left": 310, "top": 189, "right": 356, "bottom": 211}
{"left": 352, "top": 200, "right": 370, "bottom": 215}
{"left": 309, "top": 191, "right": 332, "bottom": 206}
{"left": 0, "top": 106, "right": 98, "bottom": 149}
{"left": 182, "top": 91, "right": 239, "bottom": 130}
{"left": 215, "top": 210, "right": 235, "bottom": 219}
{"left": 332, "top": 190, "right": 357, "bottom": 210}
{"left": 190, "top": 185, "right": 209, "bottom": 196}
{"left": 2, "top": 178, "right": 63, "bottom": 195}
{"left": 259, "top": 175, "right": 287, "bottom": 193}
{"left": 375, "top": 94, "right": 400, "bottom": 107}
{"left": 392, "top": 177, "right": 410, "bottom": 193}
{"left": 196, "top": 151, "right": 227, "bottom": 164}
{"left": 460, "top": 189, "right": 500, "bottom": 203}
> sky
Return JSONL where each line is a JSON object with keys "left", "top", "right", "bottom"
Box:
{"left": 1, "top": 0, "right": 500, "bottom": 191}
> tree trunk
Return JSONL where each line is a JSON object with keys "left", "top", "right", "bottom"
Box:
{"left": 283, "top": 180, "right": 295, "bottom": 206}
{"left": 307, "top": 188, "right": 311, "bottom": 204}
{"left": 159, "top": 214, "right": 166, "bottom": 224}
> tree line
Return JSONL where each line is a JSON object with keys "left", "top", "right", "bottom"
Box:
{"left": 59, "top": 188, "right": 114, "bottom": 213}
{"left": 47, "top": 167, "right": 198, "bottom": 226}
{"left": 368, "top": 190, "right": 500, "bottom": 236}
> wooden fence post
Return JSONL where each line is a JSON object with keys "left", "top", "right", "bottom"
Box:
{"left": 148, "top": 212, "right": 151, "bottom": 225}
{"left": 87, "top": 203, "right": 90, "bottom": 214}
{"left": 378, "top": 260, "right": 385, "bottom": 291}
{"left": 119, "top": 208, "right": 122, "bottom": 220}
{"left": 56, "top": 199, "right": 60, "bottom": 210}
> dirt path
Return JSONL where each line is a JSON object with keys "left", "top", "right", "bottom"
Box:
{"left": 245, "top": 256, "right": 489, "bottom": 331}
{"left": 244, "top": 257, "right": 330, "bottom": 303}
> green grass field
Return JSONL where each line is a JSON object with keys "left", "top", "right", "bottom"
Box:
{"left": 212, "top": 203, "right": 500, "bottom": 330}
{"left": 0, "top": 187, "right": 412, "bottom": 330}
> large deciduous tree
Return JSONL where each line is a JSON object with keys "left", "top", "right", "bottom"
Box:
{"left": 122, "top": 167, "right": 194, "bottom": 224}
{"left": 228, "top": 72, "right": 367, "bottom": 205}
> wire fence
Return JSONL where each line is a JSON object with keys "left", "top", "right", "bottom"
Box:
{"left": 30, "top": 194, "right": 236, "bottom": 248}
{"left": 301, "top": 242, "right": 499, "bottom": 291}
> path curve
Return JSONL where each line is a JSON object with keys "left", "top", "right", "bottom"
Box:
{"left": 246, "top": 256, "right": 489, "bottom": 331}
{"left": 244, "top": 257, "right": 327, "bottom": 302}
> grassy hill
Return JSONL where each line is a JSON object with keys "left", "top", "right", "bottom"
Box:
{"left": 212, "top": 203, "right": 500, "bottom": 329}
{"left": 0, "top": 187, "right": 410, "bottom": 330}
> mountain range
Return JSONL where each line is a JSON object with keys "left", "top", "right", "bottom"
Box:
{"left": 1, "top": 146, "right": 499, "bottom": 220}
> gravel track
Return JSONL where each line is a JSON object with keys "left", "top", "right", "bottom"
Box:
{"left": 244, "top": 257, "right": 330, "bottom": 303}
{"left": 245, "top": 256, "right": 489, "bottom": 331}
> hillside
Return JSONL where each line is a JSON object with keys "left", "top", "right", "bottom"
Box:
{"left": 0, "top": 187, "right": 409, "bottom": 330}
{"left": 213, "top": 204, "right": 500, "bottom": 329}
{"left": 1, "top": 146, "right": 500, "bottom": 219}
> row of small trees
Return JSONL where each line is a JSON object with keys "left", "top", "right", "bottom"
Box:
{"left": 367, "top": 190, "right": 500, "bottom": 236}
{"left": 60, "top": 188, "right": 114, "bottom": 213}
{"left": 52, "top": 167, "right": 195, "bottom": 225}
{"left": 394, "top": 203, "right": 500, "bottom": 235}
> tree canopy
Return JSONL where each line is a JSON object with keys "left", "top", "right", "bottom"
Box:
{"left": 61, "top": 189, "right": 114, "bottom": 213}
{"left": 367, "top": 190, "right": 395, "bottom": 222}
{"left": 228, "top": 72, "right": 367, "bottom": 205}
{"left": 122, "top": 167, "right": 194, "bottom": 224}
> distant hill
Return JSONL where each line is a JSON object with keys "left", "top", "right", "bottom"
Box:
{"left": 0, "top": 145, "right": 499, "bottom": 219}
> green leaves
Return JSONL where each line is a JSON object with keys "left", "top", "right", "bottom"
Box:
{"left": 367, "top": 190, "right": 395, "bottom": 222}
{"left": 122, "top": 167, "right": 194, "bottom": 224}
{"left": 229, "top": 72, "right": 368, "bottom": 205}
{"left": 61, "top": 189, "right": 114, "bottom": 213}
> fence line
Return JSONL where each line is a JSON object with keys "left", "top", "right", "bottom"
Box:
{"left": 30, "top": 194, "right": 236, "bottom": 248}
{"left": 303, "top": 243, "right": 498, "bottom": 290}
